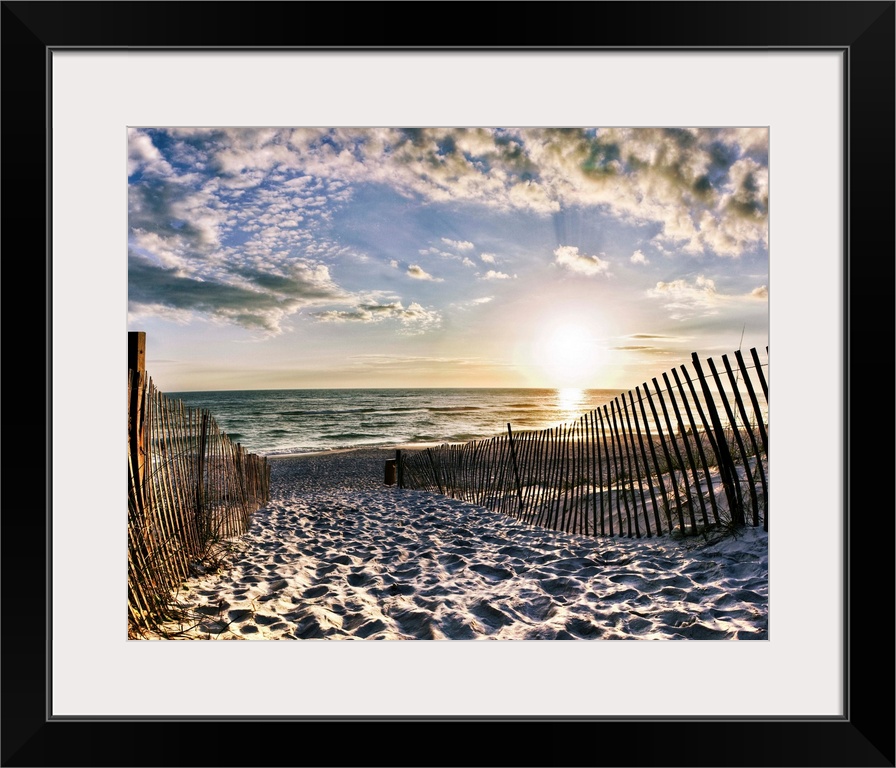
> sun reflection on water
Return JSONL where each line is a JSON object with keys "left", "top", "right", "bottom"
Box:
{"left": 556, "top": 387, "right": 586, "bottom": 420}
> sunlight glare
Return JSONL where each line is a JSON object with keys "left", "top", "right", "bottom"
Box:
{"left": 557, "top": 387, "right": 586, "bottom": 419}
{"left": 533, "top": 321, "right": 603, "bottom": 388}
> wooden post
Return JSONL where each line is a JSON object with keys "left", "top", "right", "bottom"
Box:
{"left": 128, "top": 331, "right": 146, "bottom": 375}
{"left": 691, "top": 353, "right": 745, "bottom": 527}
{"left": 396, "top": 450, "right": 403, "bottom": 488}
{"left": 735, "top": 349, "right": 769, "bottom": 455}
{"left": 128, "top": 332, "right": 147, "bottom": 511}
{"left": 426, "top": 448, "right": 444, "bottom": 496}
{"left": 506, "top": 424, "right": 524, "bottom": 514}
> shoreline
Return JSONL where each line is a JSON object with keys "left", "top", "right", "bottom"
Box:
{"left": 264, "top": 444, "right": 435, "bottom": 460}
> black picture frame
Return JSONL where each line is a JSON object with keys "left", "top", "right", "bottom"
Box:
{"left": 4, "top": 2, "right": 893, "bottom": 766}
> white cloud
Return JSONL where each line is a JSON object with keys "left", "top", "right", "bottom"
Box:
{"left": 407, "top": 264, "right": 443, "bottom": 282}
{"left": 480, "top": 253, "right": 496, "bottom": 264}
{"left": 454, "top": 296, "right": 494, "bottom": 310}
{"left": 480, "top": 270, "right": 511, "bottom": 280}
{"left": 553, "top": 245, "right": 611, "bottom": 277}
{"left": 630, "top": 249, "right": 649, "bottom": 265}
{"left": 315, "top": 300, "right": 441, "bottom": 333}
{"left": 389, "top": 260, "right": 399, "bottom": 269}
{"left": 647, "top": 274, "right": 720, "bottom": 319}
{"left": 441, "top": 238, "right": 474, "bottom": 250}
{"left": 128, "top": 128, "right": 174, "bottom": 178}
{"left": 750, "top": 285, "right": 768, "bottom": 300}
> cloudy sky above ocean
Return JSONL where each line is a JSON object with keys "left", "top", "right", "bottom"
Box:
{"left": 128, "top": 126, "right": 769, "bottom": 391}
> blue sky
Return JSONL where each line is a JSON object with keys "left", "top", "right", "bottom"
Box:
{"left": 128, "top": 127, "right": 769, "bottom": 392}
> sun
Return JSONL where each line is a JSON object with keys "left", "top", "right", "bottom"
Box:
{"left": 531, "top": 321, "right": 603, "bottom": 388}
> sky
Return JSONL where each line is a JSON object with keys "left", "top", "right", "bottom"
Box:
{"left": 127, "top": 127, "right": 769, "bottom": 392}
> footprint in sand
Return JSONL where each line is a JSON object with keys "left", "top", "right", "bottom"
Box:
{"left": 436, "top": 613, "right": 477, "bottom": 640}
{"left": 389, "top": 608, "right": 436, "bottom": 639}
{"left": 498, "top": 545, "right": 532, "bottom": 559}
{"left": 655, "top": 574, "right": 693, "bottom": 589}
{"left": 392, "top": 563, "right": 422, "bottom": 579}
{"left": 351, "top": 619, "right": 387, "bottom": 638}
{"left": 658, "top": 585, "right": 688, "bottom": 600}
{"left": 514, "top": 594, "right": 556, "bottom": 622}
{"left": 470, "top": 600, "right": 514, "bottom": 630}
{"left": 383, "top": 582, "right": 415, "bottom": 597}
{"left": 438, "top": 553, "right": 467, "bottom": 573}
{"left": 674, "top": 623, "right": 732, "bottom": 640}
{"left": 622, "top": 615, "right": 653, "bottom": 634}
{"left": 656, "top": 609, "right": 692, "bottom": 627}
{"left": 538, "top": 576, "right": 584, "bottom": 598}
{"left": 469, "top": 563, "right": 514, "bottom": 581}
{"left": 733, "top": 588, "right": 766, "bottom": 603}
{"left": 602, "top": 587, "right": 640, "bottom": 603}
{"left": 346, "top": 570, "right": 376, "bottom": 588}
{"left": 608, "top": 573, "right": 648, "bottom": 588}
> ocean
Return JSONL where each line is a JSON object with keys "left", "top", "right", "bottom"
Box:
{"left": 167, "top": 388, "right": 625, "bottom": 457}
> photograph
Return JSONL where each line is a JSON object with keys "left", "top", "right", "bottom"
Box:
{"left": 127, "top": 126, "right": 771, "bottom": 642}
{"left": 3, "top": 1, "right": 891, "bottom": 764}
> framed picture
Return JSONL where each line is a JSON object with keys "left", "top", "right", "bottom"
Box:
{"left": 9, "top": 2, "right": 893, "bottom": 766}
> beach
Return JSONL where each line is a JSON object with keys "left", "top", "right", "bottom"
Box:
{"left": 145, "top": 447, "right": 768, "bottom": 641}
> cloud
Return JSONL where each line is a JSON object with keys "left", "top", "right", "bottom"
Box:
{"left": 647, "top": 275, "right": 768, "bottom": 321}
{"left": 315, "top": 301, "right": 441, "bottom": 334}
{"left": 441, "top": 238, "right": 474, "bottom": 250}
{"left": 553, "top": 245, "right": 611, "bottom": 277}
{"left": 629, "top": 333, "right": 682, "bottom": 341}
{"left": 407, "top": 264, "right": 443, "bottom": 282}
{"left": 128, "top": 250, "right": 347, "bottom": 334}
{"left": 149, "top": 127, "right": 768, "bottom": 256}
{"left": 128, "top": 128, "right": 175, "bottom": 178}
{"left": 128, "top": 127, "right": 769, "bottom": 337}
{"left": 646, "top": 275, "right": 721, "bottom": 320}
{"left": 630, "top": 249, "right": 649, "bottom": 265}
{"left": 389, "top": 259, "right": 399, "bottom": 269}
{"left": 454, "top": 296, "right": 494, "bottom": 310}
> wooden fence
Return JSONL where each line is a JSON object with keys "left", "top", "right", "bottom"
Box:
{"left": 127, "top": 333, "right": 271, "bottom": 636}
{"left": 399, "top": 348, "right": 768, "bottom": 539}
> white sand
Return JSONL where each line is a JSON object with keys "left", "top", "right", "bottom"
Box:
{"left": 145, "top": 447, "right": 768, "bottom": 640}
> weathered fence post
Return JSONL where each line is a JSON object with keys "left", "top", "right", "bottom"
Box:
{"left": 384, "top": 458, "right": 397, "bottom": 485}
{"left": 506, "top": 423, "right": 524, "bottom": 514}
{"left": 691, "top": 353, "right": 745, "bottom": 526}
{"left": 128, "top": 332, "right": 147, "bottom": 508}
{"left": 396, "top": 450, "right": 403, "bottom": 488}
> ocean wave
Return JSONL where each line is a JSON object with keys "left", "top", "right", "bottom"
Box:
{"left": 427, "top": 406, "right": 482, "bottom": 413}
